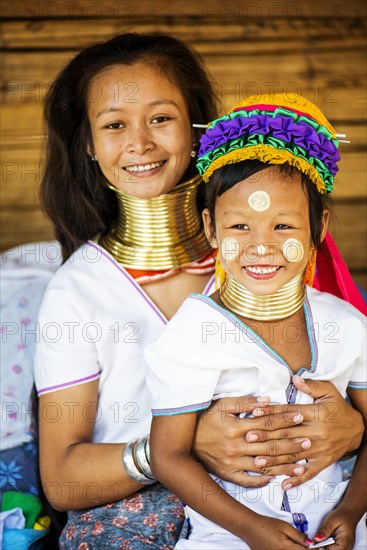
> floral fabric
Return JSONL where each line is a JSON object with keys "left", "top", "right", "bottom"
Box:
{"left": 0, "top": 442, "right": 39, "bottom": 504}
{"left": 59, "top": 484, "right": 188, "bottom": 549}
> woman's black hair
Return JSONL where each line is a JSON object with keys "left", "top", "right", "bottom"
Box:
{"left": 40, "top": 33, "right": 218, "bottom": 261}
{"left": 205, "top": 160, "right": 332, "bottom": 249}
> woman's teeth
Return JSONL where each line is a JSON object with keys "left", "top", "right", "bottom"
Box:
{"left": 124, "top": 161, "right": 164, "bottom": 173}
{"left": 245, "top": 266, "right": 279, "bottom": 274}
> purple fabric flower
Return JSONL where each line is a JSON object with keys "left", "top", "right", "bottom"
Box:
{"left": 198, "top": 114, "right": 339, "bottom": 174}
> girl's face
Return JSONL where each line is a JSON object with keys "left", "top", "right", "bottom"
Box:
{"left": 87, "top": 62, "right": 193, "bottom": 198}
{"left": 203, "top": 166, "right": 329, "bottom": 296}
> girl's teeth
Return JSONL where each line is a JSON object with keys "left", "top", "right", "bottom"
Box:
{"left": 246, "top": 266, "right": 279, "bottom": 275}
{"left": 125, "top": 162, "right": 163, "bottom": 173}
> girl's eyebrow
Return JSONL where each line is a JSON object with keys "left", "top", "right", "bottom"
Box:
{"left": 277, "top": 211, "right": 302, "bottom": 217}
{"left": 222, "top": 209, "right": 301, "bottom": 217}
{"left": 223, "top": 210, "right": 248, "bottom": 217}
{"left": 96, "top": 99, "right": 180, "bottom": 118}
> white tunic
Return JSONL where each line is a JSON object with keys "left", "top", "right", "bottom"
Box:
{"left": 34, "top": 241, "right": 215, "bottom": 444}
{"left": 145, "top": 286, "right": 366, "bottom": 548}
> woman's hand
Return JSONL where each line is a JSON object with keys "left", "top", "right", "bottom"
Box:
{"left": 193, "top": 394, "right": 311, "bottom": 488}
{"left": 193, "top": 379, "right": 363, "bottom": 488}
{"left": 256, "top": 377, "right": 364, "bottom": 489}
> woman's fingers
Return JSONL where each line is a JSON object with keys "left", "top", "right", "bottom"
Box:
{"left": 250, "top": 462, "right": 307, "bottom": 478}
{"left": 242, "top": 437, "right": 311, "bottom": 459}
{"left": 225, "top": 471, "right": 275, "bottom": 489}
{"left": 279, "top": 457, "right": 336, "bottom": 489}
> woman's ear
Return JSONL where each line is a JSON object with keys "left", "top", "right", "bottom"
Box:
{"left": 320, "top": 208, "right": 330, "bottom": 242}
{"left": 202, "top": 208, "right": 218, "bottom": 248}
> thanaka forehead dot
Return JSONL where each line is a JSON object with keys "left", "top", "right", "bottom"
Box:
{"left": 248, "top": 191, "right": 271, "bottom": 212}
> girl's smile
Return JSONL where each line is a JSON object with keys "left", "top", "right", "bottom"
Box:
{"left": 243, "top": 264, "right": 281, "bottom": 279}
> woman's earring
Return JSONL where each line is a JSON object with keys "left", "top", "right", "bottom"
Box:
{"left": 191, "top": 142, "right": 197, "bottom": 158}
{"left": 91, "top": 154, "right": 98, "bottom": 162}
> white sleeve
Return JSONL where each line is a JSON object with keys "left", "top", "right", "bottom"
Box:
{"left": 35, "top": 286, "right": 100, "bottom": 395}
{"left": 348, "top": 325, "right": 367, "bottom": 390}
{"left": 348, "top": 314, "right": 367, "bottom": 390}
{"left": 145, "top": 299, "right": 222, "bottom": 416}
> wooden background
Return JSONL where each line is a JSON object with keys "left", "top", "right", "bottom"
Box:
{"left": 1, "top": 0, "right": 366, "bottom": 288}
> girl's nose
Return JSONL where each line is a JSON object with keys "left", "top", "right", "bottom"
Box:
{"left": 245, "top": 241, "right": 276, "bottom": 263}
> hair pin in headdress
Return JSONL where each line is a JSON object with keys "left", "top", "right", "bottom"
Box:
{"left": 196, "top": 93, "right": 344, "bottom": 194}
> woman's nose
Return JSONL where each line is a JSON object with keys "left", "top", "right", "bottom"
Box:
{"left": 126, "top": 125, "right": 155, "bottom": 155}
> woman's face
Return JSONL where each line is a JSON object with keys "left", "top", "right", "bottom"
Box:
{"left": 87, "top": 62, "right": 193, "bottom": 198}
{"left": 203, "top": 166, "right": 329, "bottom": 296}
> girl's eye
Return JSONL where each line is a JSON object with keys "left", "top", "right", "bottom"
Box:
{"left": 233, "top": 224, "right": 249, "bottom": 230}
{"left": 151, "top": 116, "right": 171, "bottom": 124}
{"left": 106, "top": 122, "right": 124, "bottom": 129}
{"left": 275, "top": 224, "right": 292, "bottom": 230}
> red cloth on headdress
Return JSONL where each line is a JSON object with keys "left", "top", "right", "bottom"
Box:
{"left": 314, "top": 232, "right": 367, "bottom": 316}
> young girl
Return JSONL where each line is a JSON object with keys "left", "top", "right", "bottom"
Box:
{"left": 146, "top": 94, "right": 367, "bottom": 549}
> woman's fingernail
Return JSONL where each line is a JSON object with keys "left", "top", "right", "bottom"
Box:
{"left": 256, "top": 396, "right": 271, "bottom": 403}
{"left": 301, "top": 439, "right": 311, "bottom": 450}
{"left": 283, "top": 483, "right": 293, "bottom": 491}
{"left": 293, "top": 466, "right": 304, "bottom": 475}
{"left": 246, "top": 433, "right": 258, "bottom": 442}
{"left": 252, "top": 408, "right": 265, "bottom": 417}
{"left": 254, "top": 458, "right": 267, "bottom": 467}
{"left": 306, "top": 538, "right": 314, "bottom": 546}
{"left": 293, "top": 413, "right": 303, "bottom": 422}
{"left": 314, "top": 534, "right": 324, "bottom": 541}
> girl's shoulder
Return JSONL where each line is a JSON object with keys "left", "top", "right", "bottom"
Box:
{"left": 306, "top": 285, "right": 366, "bottom": 326}
{"left": 158, "top": 292, "right": 238, "bottom": 345}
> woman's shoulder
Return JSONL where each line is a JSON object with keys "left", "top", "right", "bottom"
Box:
{"left": 46, "top": 241, "right": 127, "bottom": 289}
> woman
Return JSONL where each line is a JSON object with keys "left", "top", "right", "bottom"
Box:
{"left": 34, "top": 33, "right": 364, "bottom": 548}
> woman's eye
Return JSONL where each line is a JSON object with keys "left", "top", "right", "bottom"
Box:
{"left": 106, "top": 122, "right": 124, "bottom": 129}
{"left": 275, "top": 224, "right": 292, "bottom": 230}
{"left": 151, "top": 116, "right": 171, "bottom": 124}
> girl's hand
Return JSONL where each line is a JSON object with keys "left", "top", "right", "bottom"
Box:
{"left": 193, "top": 395, "right": 310, "bottom": 487}
{"left": 244, "top": 515, "right": 312, "bottom": 550}
{"left": 311, "top": 508, "right": 357, "bottom": 550}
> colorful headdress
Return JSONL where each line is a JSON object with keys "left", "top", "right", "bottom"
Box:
{"left": 196, "top": 93, "right": 340, "bottom": 194}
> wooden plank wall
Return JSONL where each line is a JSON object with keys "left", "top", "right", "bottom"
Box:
{"left": 1, "top": 0, "right": 366, "bottom": 288}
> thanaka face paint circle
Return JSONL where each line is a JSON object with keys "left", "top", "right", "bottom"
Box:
{"left": 221, "top": 237, "right": 239, "bottom": 262}
{"left": 248, "top": 191, "right": 271, "bottom": 212}
{"left": 282, "top": 238, "right": 304, "bottom": 263}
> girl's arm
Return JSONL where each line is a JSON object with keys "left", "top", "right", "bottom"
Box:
{"left": 309, "top": 388, "right": 366, "bottom": 550}
{"left": 39, "top": 381, "right": 144, "bottom": 511}
{"left": 193, "top": 379, "right": 363, "bottom": 488}
{"left": 151, "top": 413, "right": 310, "bottom": 550}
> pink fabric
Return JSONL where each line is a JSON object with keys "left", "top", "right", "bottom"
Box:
{"left": 314, "top": 232, "right": 367, "bottom": 316}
